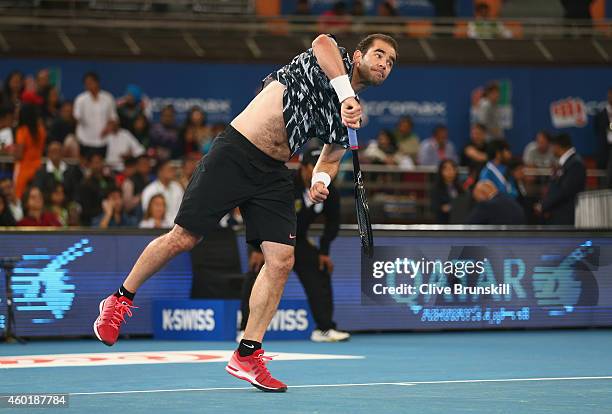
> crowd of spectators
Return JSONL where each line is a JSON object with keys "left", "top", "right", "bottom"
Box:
{"left": 0, "top": 69, "right": 212, "bottom": 229}
{"left": 356, "top": 88, "right": 596, "bottom": 227}
{"left": 423, "top": 128, "right": 587, "bottom": 226}
{"left": 356, "top": 75, "right": 605, "bottom": 226}
{"left": 0, "top": 64, "right": 603, "bottom": 229}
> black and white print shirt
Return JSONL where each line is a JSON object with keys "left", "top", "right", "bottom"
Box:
{"left": 264, "top": 38, "right": 353, "bottom": 156}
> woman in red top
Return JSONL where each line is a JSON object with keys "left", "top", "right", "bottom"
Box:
{"left": 13, "top": 104, "right": 47, "bottom": 199}
{"left": 17, "top": 186, "right": 61, "bottom": 227}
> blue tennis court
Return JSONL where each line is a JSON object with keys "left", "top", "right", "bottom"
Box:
{"left": 1, "top": 330, "right": 611, "bottom": 413}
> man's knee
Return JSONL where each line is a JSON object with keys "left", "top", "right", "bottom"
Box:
{"left": 264, "top": 249, "right": 294, "bottom": 276}
{"left": 165, "top": 225, "right": 201, "bottom": 253}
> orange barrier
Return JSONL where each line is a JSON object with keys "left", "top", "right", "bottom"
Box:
{"left": 591, "top": 0, "right": 606, "bottom": 20}
{"left": 454, "top": 21, "right": 469, "bottom": 38}
{"left": 504, "top": 21, "right": 523, "bottom": 39}
{"left": 405, "top": 20, "right": 433, "bottom": 38}
{"left": 255, "top": 0, "right": 280, "bottom": 16}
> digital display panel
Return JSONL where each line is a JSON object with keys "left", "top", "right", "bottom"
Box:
{"left": 1, "top": 231, "right": 611, "bottom": 336}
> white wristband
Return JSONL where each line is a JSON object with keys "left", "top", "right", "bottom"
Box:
{"left": 311, "top": 172, "right": 331, "bottom": 188}
{"left": 329, "top": 74, "right": 355, "bottom": 103}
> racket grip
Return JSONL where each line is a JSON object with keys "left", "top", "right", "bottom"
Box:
{"left": 348, "top": 128, "right": 359, "bottom": 149}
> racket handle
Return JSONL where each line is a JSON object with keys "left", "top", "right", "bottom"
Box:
{"left": 348, "top": 128, "right": 359, "bottom": 149}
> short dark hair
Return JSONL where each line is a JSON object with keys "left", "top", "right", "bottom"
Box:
{"left": 399, "top": 115, "right": 413, "bottom": 125}
{"left": 433, "top": 124, "right": 447, "bottom": 135}
{"left": 475, "top": 2, "right": 490, "bottom": 12}
{"left": 124, "top": 156, "right": 137, "bottom": 168}
{"left": 0, "top": 104, "right": 14, "bottom": 118}
{"left": 83, "top": 72, "right": 99, "bottom": 84}
{"left": 484, "top": 82, "right": 499, "bottom": 95}
{"left": 332, "top": 1, "right": 346, "bottom": 13}
{"left": 507, "top": 157, "right": 524, "bottom": 172}
{"left": 473, "top": 123, "right": 487, "bottom": 132}
{"left": 87, "top": 152, "right": 104, "bottom": 162}
{"left": 156, "top": 159, "right": 174, "bottom": 174}
{"left": 551, "top": 133, "right": 573, "bottom": 149}
{"left": 487, "top": 139, "right": 510, "bottom": 160}
{"left": 356, "top": 34, "right": 398, "bottom": 56}
{"left": 537, "top": 130, "right": 552, "bottom": 142}
{"left": 104, "top": 186, "right": 121, "bottom": 199}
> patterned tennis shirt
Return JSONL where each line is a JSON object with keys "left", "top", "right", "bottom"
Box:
{"left": 264, "top": 37, "right": 354, "bottom": 156}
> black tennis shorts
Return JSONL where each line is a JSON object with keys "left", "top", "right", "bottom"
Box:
{"left": 174, "top": 125, "right": 296, "bottom": 247}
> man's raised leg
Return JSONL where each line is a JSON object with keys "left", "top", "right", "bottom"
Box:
{"left": 93, "top": 225, "right": 201, "bottom": 346}
{"left": 226, "top": 241, "right": 294, "bottom": 392}
{"left": 123, "top": 225, "right": 201, "bottom": 292}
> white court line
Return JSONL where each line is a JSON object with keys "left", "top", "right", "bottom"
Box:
{"left": 60, "top": 375, "right": 612, "bottom": 396}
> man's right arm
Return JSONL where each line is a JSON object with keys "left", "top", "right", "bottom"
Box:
{"left": 312, "top": 35, "right": 361, "bottom": 129}
{"left": 312, "top": 35, "right": 348, "bottom": 82}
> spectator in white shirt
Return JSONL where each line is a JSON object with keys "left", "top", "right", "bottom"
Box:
{"left": 105, "top": 124, "right": 145, "bottom": 172}
{"left": 73, "top": 72, "right": 118, "bottom": 158}
{"left": 467, "top": 2, "right": 513, "bottom": 40}
{"left": 0, "top": 104, "right": 14, "bottom": 152}
{"left": 139, "top": 193, "right": 173, "bottom": 229}
{"left": 364, "top": 129, "right": 415, "bottom": 169}
{"left": 418, "top": 125, "right": 459, "bottom": 167}
{"left": 141, "top": 160, "right": 184, "bottom": 223}
{"left": 475, "top": 82, "right": 504, "bottom": 141}
{"left": 523, "top": 130, "right": 555, "bottom": 168}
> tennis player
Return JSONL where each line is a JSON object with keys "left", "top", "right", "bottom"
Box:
{"left": 93, "top": 33, "right": 397, "bottom": 392}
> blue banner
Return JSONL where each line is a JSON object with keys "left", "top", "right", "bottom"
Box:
{"left": 253, "top": 300, "right": 314, "bottom": 340}
{"left": 153, "top": 299, "right": 240, "bottom": 341}
{"left": 1, "top": 231, "right": 611, "bottom": 337}
{"left": 361, "top": 240, "right": 612, "bottom": 329}
{"left": 152, "top": 299, "right": 313, "bottom": 340}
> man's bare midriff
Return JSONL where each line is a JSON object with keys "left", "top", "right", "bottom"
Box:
{"left": 230, "top": 80, "right": 291, "bottom": 162}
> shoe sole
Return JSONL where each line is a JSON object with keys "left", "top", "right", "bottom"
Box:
{"left": 93, "top": 299, "right": 114, "bottom": 347}
{"left": 310, "top": 336, "right": 350, "bottom": 343}
{"left": 225, "top": 364, "right": 287, "bottom": 393}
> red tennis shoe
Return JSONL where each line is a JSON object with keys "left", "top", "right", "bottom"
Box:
{"left": 225, "top": 349, "right": 287, "bottom": 392}
{"left": 93, "top": 294, "right": 136, "bottom": 346}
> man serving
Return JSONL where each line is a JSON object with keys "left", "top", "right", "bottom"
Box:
{"left": 93, "top": 33, "right": 397, "bottom": 392}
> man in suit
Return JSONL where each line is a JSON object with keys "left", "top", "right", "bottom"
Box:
{"left": 466, "top": 180, "right": 525, "bottom": 225}
{"left": 537, "top": 133, "right": 586, "bottom": 225}
{"left": 594, "top": 88, "right": 612, "bottom": 188}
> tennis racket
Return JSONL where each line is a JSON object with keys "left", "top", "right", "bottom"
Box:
{"left": 348, "top": 128, "right": 374, "bottom": 258}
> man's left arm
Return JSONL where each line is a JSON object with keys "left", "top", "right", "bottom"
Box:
{"left": 310, "top": 143, "right": 346, "bottom": 203}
